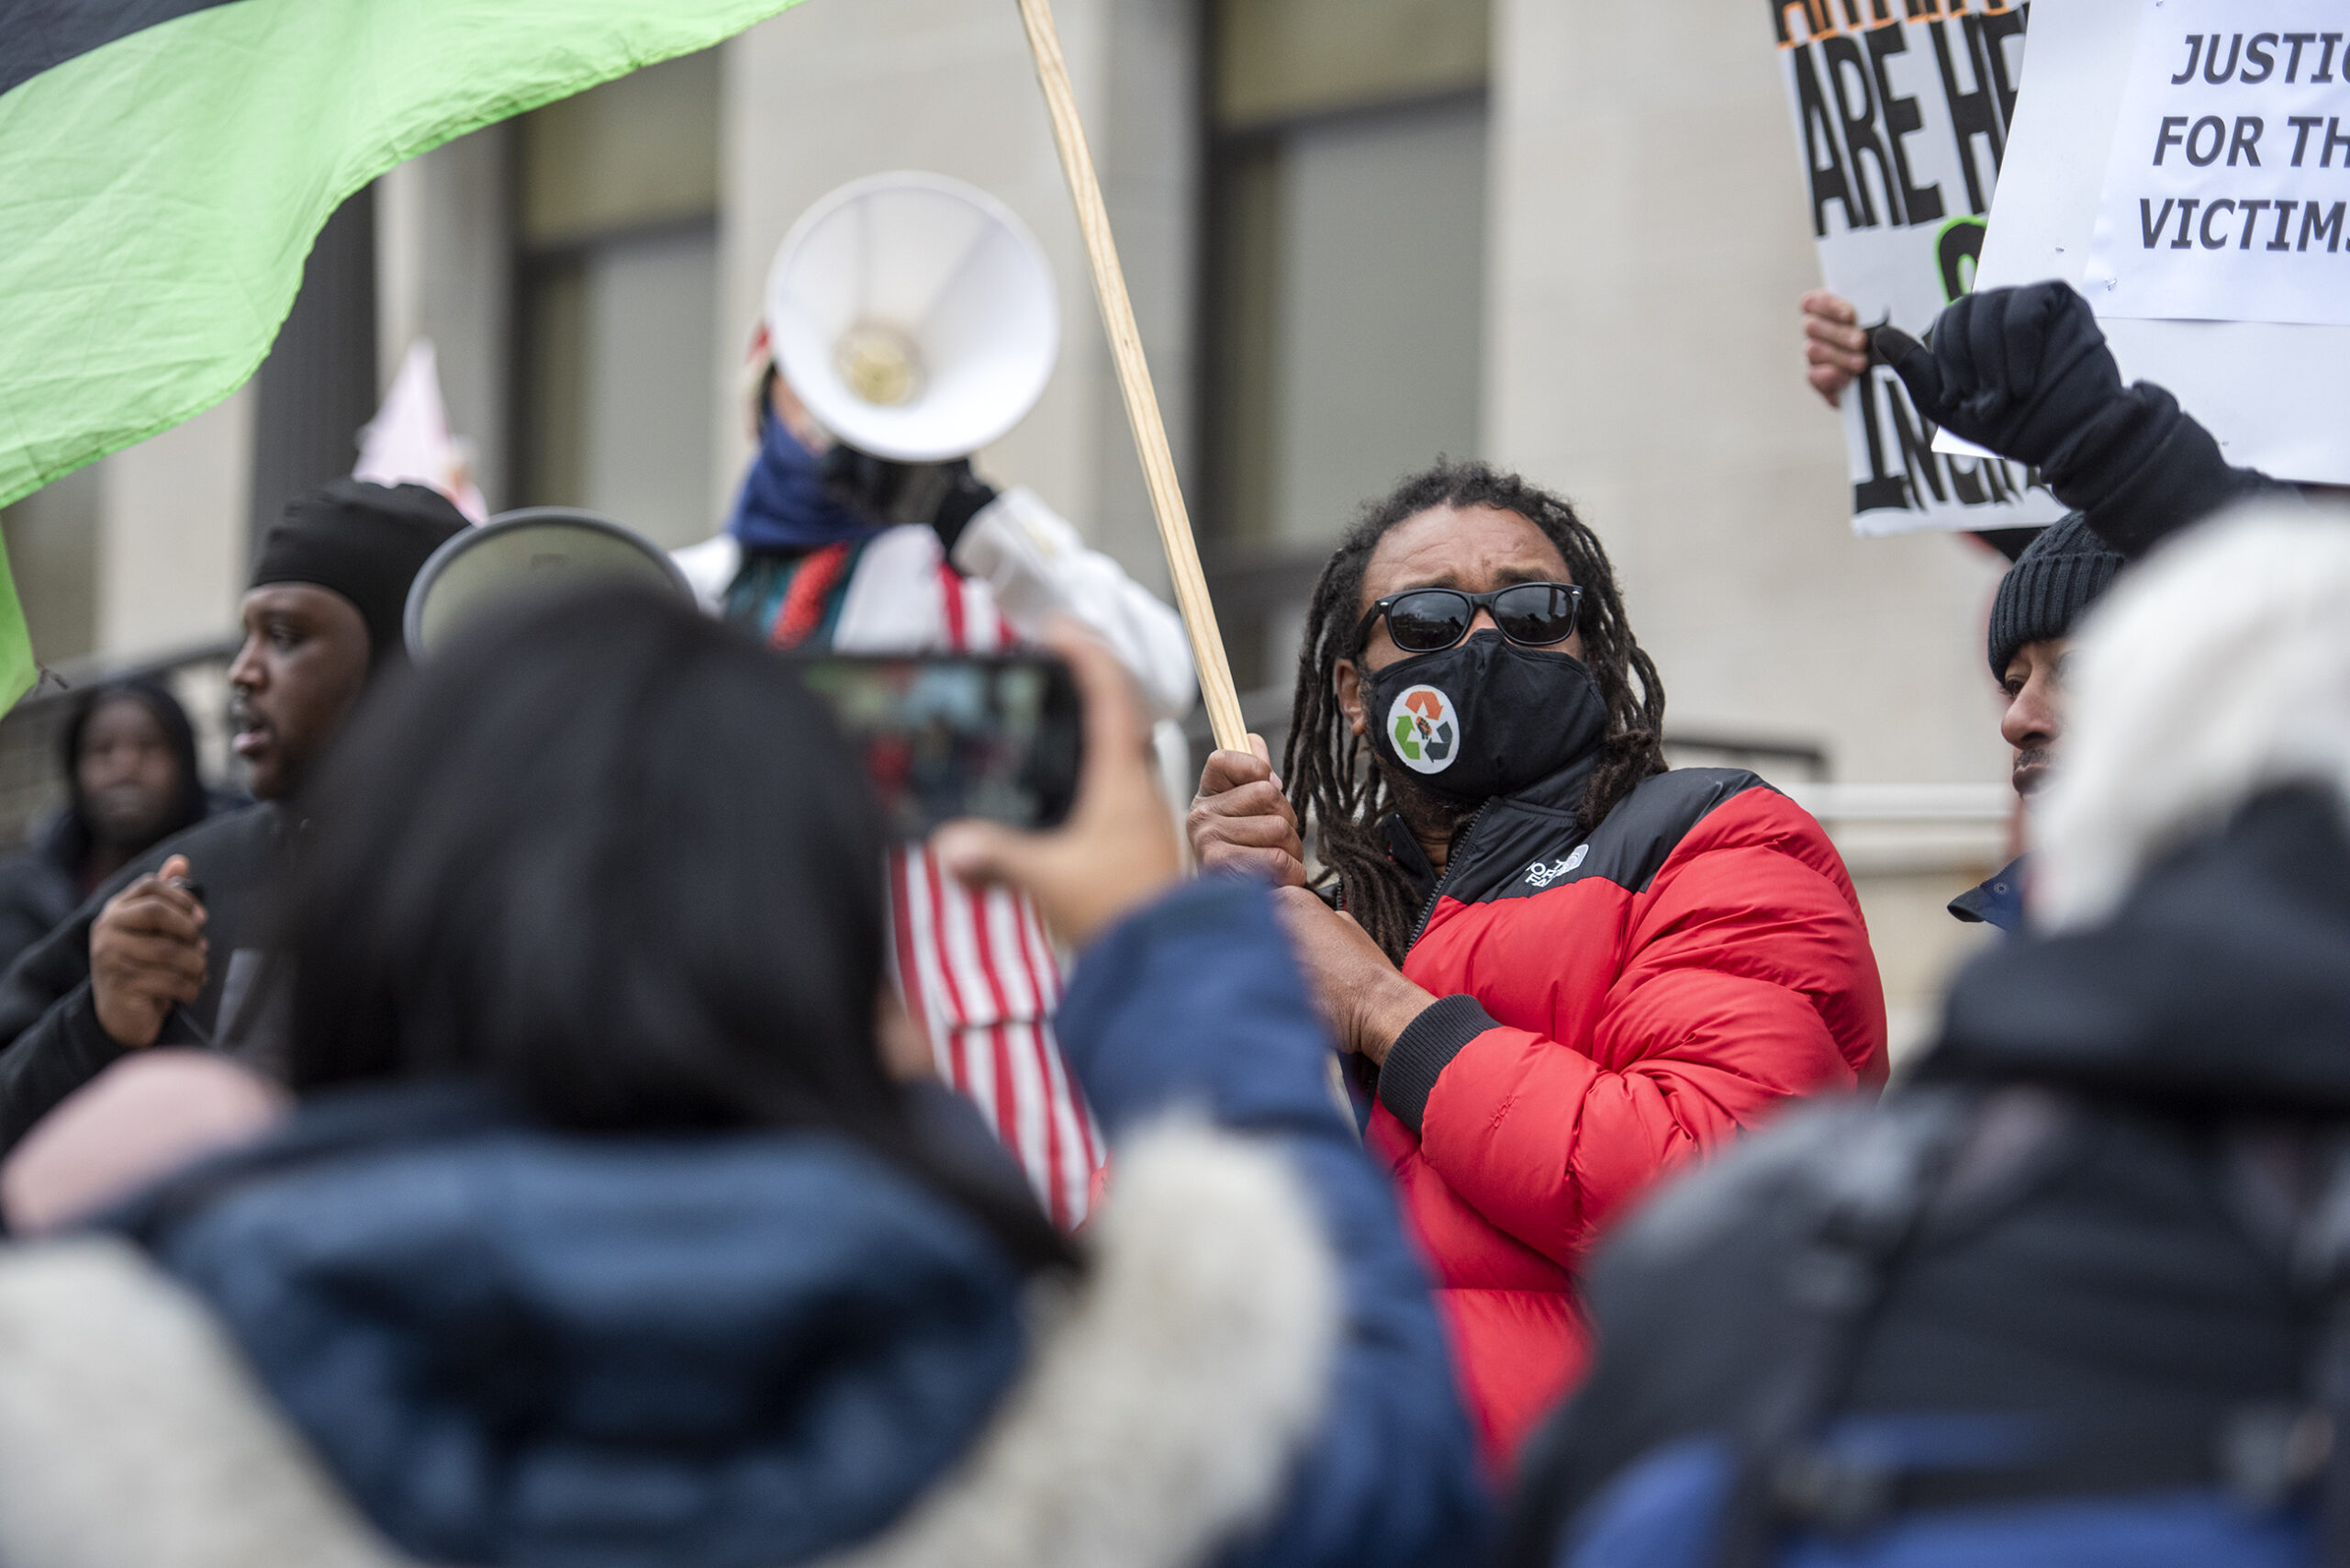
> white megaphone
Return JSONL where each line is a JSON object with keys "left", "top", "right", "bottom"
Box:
{"left": 766, "top": 172, "right": 1059, "bottom": 464}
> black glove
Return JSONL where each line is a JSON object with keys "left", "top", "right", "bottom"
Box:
{"left": 820, "top": 447, "right": 999, "bottom": 554}
{"left": 1874, "top": 283, "right": 2294, "bottom": 557}
{"left": 929, "top": 463, "right": 1000, "bottom": 556}
{"left": 1870, "top": 282, "right": 2124, "bottom": 471}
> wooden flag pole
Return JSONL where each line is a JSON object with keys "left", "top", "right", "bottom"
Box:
{"left": 1015, "top": 1, "right": 1360, "bottom": 1130}
{"left": 1012, "top": 0, "right": 1249, "bottom": 756}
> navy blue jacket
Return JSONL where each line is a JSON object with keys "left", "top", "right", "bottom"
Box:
{"left": 122, "top": 879, "right": 1488, "bottom": 1568}
{"left": 1947, "top": 854, "right": 2027, "bottom": 932}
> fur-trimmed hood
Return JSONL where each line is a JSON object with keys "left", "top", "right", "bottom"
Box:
{"left": 1927, "top": 504, "right": 2350, "bottom": 1108}
{"left": 2031, "top": 502, "right": 2350, "bottom": 930}
{"left": 0, "top": 1114, "right": 1337, "bottom": 1568}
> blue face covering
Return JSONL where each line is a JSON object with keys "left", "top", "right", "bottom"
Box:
{"left": 725, "top": 406, "right": 882, "bottom": 554}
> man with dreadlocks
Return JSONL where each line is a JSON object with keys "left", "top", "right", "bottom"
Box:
{"left": 1190, "top": 460, "right": 1887, "bottom": 1468}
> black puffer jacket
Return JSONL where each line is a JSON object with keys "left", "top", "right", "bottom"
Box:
{"left": 1503, "top": 785, "right": 2350, "bottom": 1564}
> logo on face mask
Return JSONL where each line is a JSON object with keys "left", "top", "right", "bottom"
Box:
{"left": 1386, "top": 685, "right": 1458, "bottom": 774}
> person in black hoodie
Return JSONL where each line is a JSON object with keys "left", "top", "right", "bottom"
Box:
{"left": 1502, "top": 499, "right": 2350, "bottom": 1567}
{"left": 0, "top": 480, "right": 465, "bottom": 1153}
{"left": 0, "top": 680, "right": 213, "bottom": 975}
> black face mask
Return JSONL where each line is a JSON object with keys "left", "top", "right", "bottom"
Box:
{"left": 1362, "top": 632, "right": 1608, "bottom": 804}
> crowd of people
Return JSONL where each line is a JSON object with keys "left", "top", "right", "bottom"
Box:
{"left": 0, "top": 263, "right": 2340, "bottom": 1568}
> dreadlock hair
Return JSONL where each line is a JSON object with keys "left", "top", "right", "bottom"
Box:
{"left": 1280, "top": 460, "right": 1668, "bottom": 963}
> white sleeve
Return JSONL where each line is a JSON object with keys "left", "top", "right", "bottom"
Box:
{"left": 950, "top": 487, "right": 1200, "bottom": 722}
{"left": 669, "top": 534, "right": 741, "bottom": 615}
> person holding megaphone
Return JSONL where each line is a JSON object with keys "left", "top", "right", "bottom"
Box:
{"left": 673, "top": 174, "right": 1196, "bottom": 1228}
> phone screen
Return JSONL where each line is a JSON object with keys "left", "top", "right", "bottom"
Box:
{"left": 791, "top": 653, "right": 1083, "bottom": 838}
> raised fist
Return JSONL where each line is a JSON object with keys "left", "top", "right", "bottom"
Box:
{"left": 1872, "top": 282, "right": 2124, "bottom": 472}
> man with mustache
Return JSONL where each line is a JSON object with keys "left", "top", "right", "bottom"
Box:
{"left": 0, "top": 481, "right": 465, "bottom": 1151}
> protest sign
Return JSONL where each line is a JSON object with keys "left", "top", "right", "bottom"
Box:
{"left": 1965, "top": 0, "right": 2350, "bottom": 485}
{"left": 2082, "top": 3, "right": 2350, "bottom": 328}
{"left": 1773, "top": 0, "right": 2069, "bottom": 537}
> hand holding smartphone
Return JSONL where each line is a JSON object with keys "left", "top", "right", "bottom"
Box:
{"left": 789, "top": 652, "right": 1085, "bottom": 839}
{"left": 927, "top": 627, "right": 1184, "bottom": 948}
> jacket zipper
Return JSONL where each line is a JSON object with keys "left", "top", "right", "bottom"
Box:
{"left": 1404, "top": 800, "right": 1494, "bottom": 953}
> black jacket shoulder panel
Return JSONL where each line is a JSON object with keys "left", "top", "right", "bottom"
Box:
{"left": 1449, "top": 767, "right": 1769, "bottom": 909}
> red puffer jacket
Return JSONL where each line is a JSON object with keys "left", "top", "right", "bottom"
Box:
{"left": 1360, "top": 767, "right": 1886, "bottom": 1470}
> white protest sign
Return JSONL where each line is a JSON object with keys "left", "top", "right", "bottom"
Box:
{"left": 1960, "top": 0, "right": 2350, "bottom": 485}
{"left": 1772, "top": 0, "right": 2069, "bottom": 538}
{"left": 2083, "top": 3, "right": 2350, "bottom": 326}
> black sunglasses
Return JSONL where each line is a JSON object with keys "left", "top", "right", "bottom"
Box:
{"left": 1356, "top": 582, "right": 1584, "bottom": 655}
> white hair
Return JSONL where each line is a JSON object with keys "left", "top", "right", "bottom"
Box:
{"left": 2032, "top": 501, "right": 2350, "bottom": 931}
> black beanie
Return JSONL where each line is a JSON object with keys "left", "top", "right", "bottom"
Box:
{"left": 1986, "top": 511, "right": 2127, "bottom": 677}
{"left": 251, "top": 480, "right": 469, "bottom": 668}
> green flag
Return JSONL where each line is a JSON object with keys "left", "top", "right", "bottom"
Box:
{"left": 0, "top": 0, "right": 810, "bottom": 707}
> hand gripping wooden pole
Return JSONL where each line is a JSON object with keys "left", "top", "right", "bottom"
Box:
{"left": 1013, "top": 0, "right": 1249, "bottom": 756}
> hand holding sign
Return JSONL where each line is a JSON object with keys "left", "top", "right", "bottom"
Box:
{"left": 1801, "top": 290, "right": 1871, "bottom": 409}
{"left": 1871, "top": 282, "right": 2127, "bottom": 471}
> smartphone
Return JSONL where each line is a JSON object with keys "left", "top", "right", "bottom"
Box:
{"left": 789, "top": 652, "right": 1084, "bottom": 838}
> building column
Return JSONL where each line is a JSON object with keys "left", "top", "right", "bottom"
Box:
{"left": 95, "top": 385, "right": 252, "bottom": 658}
{"left": 248, "top": 190, "right": 379, "bottom": 545}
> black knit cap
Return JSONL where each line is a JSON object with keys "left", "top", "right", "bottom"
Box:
{"left": 1986, "top": 511, "right": 2127, "bottom": 677}
{"left": 250, "top": 480, "right": 468, "bottom": 669}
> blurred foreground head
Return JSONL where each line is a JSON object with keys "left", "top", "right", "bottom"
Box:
{"left": 1935, "top": 501, "right": 2350, "bottom": 1109}
{"left": 288, "top": 586, "right": 892, "bottom": 1131}
{"left": 2031, "top": 502, "right": 2350, "bottom": 931}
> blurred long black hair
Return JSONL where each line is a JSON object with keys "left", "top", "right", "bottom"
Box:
{"left": 287, "top": 586, "right": 1069, "bottom": 1270}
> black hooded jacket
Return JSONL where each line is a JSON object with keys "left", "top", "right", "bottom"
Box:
{"left": 1502, "top": 785, "right": 2350, "bottom": 1563}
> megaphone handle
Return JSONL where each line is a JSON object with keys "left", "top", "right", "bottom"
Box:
{"left": 1013, "top": 0, "right": 1250, "bottom": 756}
